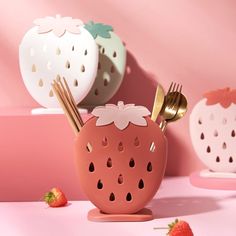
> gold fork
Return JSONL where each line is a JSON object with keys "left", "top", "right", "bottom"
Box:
{"left": 159, "top": 82, "right": 182, "bottom": 131}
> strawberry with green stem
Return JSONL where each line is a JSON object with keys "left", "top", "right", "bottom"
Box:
{"left": 44, "top": 187, "right": 68, "bottom": 207}
{"left": 81, "top": 21, "right": 126, "bottom": 106}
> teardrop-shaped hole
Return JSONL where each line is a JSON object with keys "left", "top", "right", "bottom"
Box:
{"left": 73, "top": 79, "right": 78, "bottom": 87}
{"left": 72, "top": 45, "right": 75, "bottom": 51}
{"left": 89, "top": 162, "right": 95, "bottom": 172}
{"left": 113, "top": 51, "right": 117, "bottom": 57}
{"left": 102, "top": 137, "right": 108, "bottom": 146}
{"left": 200, "top": 133, "right": 204, "bottom": 140}
{"left": 97, "top": 179, "right": 103, "bottom": 189}
{"left": 56, "top": 48, "right": 61, "bottom": 55}
{"left": 84, "top": 49, "right": 87, "bottom": 55}
{"left": 101, "top": 48, "right": 105, "bottom": 54}
{"left": 147, "top": 162, "right": 152, "bottom": 172}
{"left": 150, "top": 142, "right": 156, "bottom": 152}
{"left": 229, "top": 157, "right": 233, "bottom": 163}
{"left": 109, "top": 192, "right": 115, "bottom": 201}
{"left": 98, "top": 62, "right": 101, "bottom": 70}
{"left": 86, "top": 142, "right": 92, "bottom": 152}
{"left": 38, "top": 79, "right": 43, "bottom": 87}
{"left": 107, "top": 158, "right": 112, "bottom": 168}
{"left": 104, "top": 79, "right": 109, "bottom": 86}
{"left": 32, "top": 64, "right": 36, "bottom": 72}
{"left": 126, "top": 192, "right": 132, "bottom": 201}
{"left": 216, "top": 156, "right": 220, "bottom": 162}
{"left": 65, "top": 60, "right": 70, "bottom": 69}
{"left": 206, "top": 146, "right": 211, "bottom": 153}
{"left": 138, "top": 179, "right": 144, "bottom": 189}
{"left": 231, "top": 130, "right": 235, "bottom": 137}
{"left": 80, "top": 64, "right": 85, "bottom": 72}
{"left": 94, "top": 89, "right": 99, "bottom": 96}
{"left": 222, "top": 142, "right": 227, "bottom": 149}
{"left": 134, "top": 137, "right": 140, "bottom": 146}
{"left": 129, "top": 158, "right": 135, "bottom": 168}
{"left": 214, "top": 130, "right": 218, "bottom": 137}
{"left": 118, "top": 142, "right": 124, "bottom": 152}
{"left": 110, "top": 65, "right": 115, "bottom": 73}
{"left": 198, "top": 118, "right": 202, "bottom": 125}
{"left": 49, "top": 90, "right": 54, "bottom": 97}
{"left": 118, "top": 174, "right": 123, "bottom": 184}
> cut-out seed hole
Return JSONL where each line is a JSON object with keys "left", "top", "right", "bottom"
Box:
{"left": 216, "top": 156, "right": 220, "bottom": 162}
{"left": 89, "top": 162, "right": 95, "bottom": 172}
{"left": 98, "top": 62, "right": 101, "bottom": 70}
{"left": 126, "top": 193, "right": 132, "bottom": 201}
{"left": 129, "top": 158, "right": 135, "bottom": 168}
{"left": 150, "top": 142, "right": 156, "bottom": 152}
{"left": 30, "top": 48, "right": 35, "bottom": 56}
{"left": 113, "top": 51, "right": 117, "bottom": 57}
{"left": 81, "top": 64, "right": 85, "bottom": 72}
{"left": 101, "top": 48, "right": 105, "bottom": 54}
{"left": 198, "top": 118, "right": 202, "bottom": 125}
{"left": 109, "top": 192, "right": 115, "bottom": 201}
{"left": 94, "top": 89, "right": 99, "bottom": 96}
{"left": 118, "top": 174, "right": 123, "bottom": 184}
{"left": 110, "top": 65, "right": 115, "bottom": 73}
{"left": 97, "top": 179, "right": 103, "bottom": 189}
{"left": 214, "top": 130, "right": 218, "bottom": 137}
{"left": 72, "top": 45, "right": 75, "bottom": 51}
{"left": 222, "top": 142, "right": 227, "bottom": 149}
{"left": 222, "top": 118, "right": 227, "bottom": 124}
{"left": 84, "top": 49, "right": 87, "bottom": 55}
{"left": 65, "top": 61, "right": 70, "bottom": 69}
{"left": 206, "top": 146, "right": 211, "bottom": 153}
{"left": 147, "top": 162, "right": 152, "bottom": 172}
{"left": 134, "top": 137, "right": 140, "bottom": 146}
{"left": 232, "top": 130, "right": 235, "bottom": 137}
{"left": 138, "top": 179, "right": 144, "bottom": 189}
{"left": 56, "top": 48, "right": 61, "bottom": 55}
{"left": 118, "top": 142, "right": 124, "bottom": 152}
{"left": 102, "top": 137, "right": 108, "bottom": 146}
{"left": 86, "top": 142, "right": 92, "bottom": 152}
{"left": 74, "top": 79, "right": 78, "bottom": 87}
{"left": 47, "top": 61, "right": 52, "bottom": 70}
{"left": 229, "top": 157, "right": 233, "bottom": 163}
{"left": 200, "top": 133, "right": 204, "bottom": 140}
{"left": 107, "top": 158, "right": 112, "bottom": 168}
{"left": 38, "top": 79, "right": 43, "bottom": 87}
{"left": 104, "top": 79, "right": 109, "bottom": 86}
{"left": 49, "top": 90, "right": 53, "bottom": 97}
{"left": 32, "top": 64, "right": 36, "bottom": 72}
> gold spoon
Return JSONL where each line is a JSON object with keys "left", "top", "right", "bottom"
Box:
{"left": 160, "top": 92, "right": 187, "bottom": 131}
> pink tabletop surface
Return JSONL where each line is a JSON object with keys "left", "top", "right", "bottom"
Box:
{"left": 0, "top": 177, "right": 235, "bottom": 236}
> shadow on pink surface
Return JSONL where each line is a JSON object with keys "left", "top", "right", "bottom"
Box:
{"left": 149, "top": 196, "right": 220, "bottom": 218}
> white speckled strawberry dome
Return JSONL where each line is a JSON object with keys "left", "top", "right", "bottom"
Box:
{"left": 190, "top": 88, "right": 236, "bottom": 173}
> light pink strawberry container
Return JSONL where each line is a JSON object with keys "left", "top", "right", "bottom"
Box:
{"left": 74, "top": 102, "right": 167, "bottom": 222}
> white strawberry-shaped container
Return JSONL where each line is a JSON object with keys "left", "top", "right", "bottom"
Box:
{"left": 190, "top": 88, "right": 236, "bottom": 173}
{"left": 19, "top": 15, "right": 98, "bottom": 108}
{"left": 74, "top": 102, "right": 167, "bottom": 221}
{"left": 81, "top": 21, "right": 126, "bottom": 106}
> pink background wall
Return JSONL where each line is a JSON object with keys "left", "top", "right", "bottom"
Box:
{"left": 0, "top": 0, "right": 236, "bottom": 200}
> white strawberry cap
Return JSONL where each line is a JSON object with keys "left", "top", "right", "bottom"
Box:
{"left": 91, "top": 101, "right": 151, "bottom": 130}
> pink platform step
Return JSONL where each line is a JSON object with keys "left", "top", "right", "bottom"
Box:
{"left": 0, "top": 108, "right": 91, "bottom": 201}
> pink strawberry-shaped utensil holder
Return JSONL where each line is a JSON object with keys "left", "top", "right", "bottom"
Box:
{"left": 189, "top": 88, "right": 236, "bottom": 190}
{"left": 74, "top": 102, "right": 167, "bottom": 221}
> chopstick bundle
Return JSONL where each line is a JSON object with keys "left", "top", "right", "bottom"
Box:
{"left": 51, "top": 77, "right": 92, "bottom": 151}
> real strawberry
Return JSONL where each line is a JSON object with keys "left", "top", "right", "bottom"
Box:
{"left": 44, "top": 187, "right": 68, "bottom": 207}
{"left": 167, "top": 219, "right": 193, "bottom": 236}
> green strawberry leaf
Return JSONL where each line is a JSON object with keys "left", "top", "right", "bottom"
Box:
{"left": 84, "top": 21, "right": 113, "bottom": 39}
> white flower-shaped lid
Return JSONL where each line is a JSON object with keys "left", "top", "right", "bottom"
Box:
{"left": 34, "top": 15, "right": 83, "bottom": 37}
{"left": 91, "top": 101, "right": 151, "bottom": 130}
